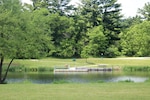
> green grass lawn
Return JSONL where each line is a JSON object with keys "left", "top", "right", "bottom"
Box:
{"left": 0, "top": 83, "right": 150, "bottom": 100}
{"left": 11, "top": 57, "right": 150, "bottom": 68}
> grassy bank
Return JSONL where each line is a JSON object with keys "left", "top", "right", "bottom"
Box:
{"left": 0, "top": 83, "right": 150, "bottom": 100}
{"left": 10, "top": 57, "right": 150, "bottom": 68}
{"left": 3, "top": 57, "right": 150, "bottom": 73}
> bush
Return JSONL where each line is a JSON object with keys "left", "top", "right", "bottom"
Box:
{"left": 119, "top": 79, "right": 134, "bottom": 83}
{"left": 123, "top": 66, "right": 150, "bottom": 72}
{"left": 52, "top": 80, "right": 70, "bottom": 84}
{"left": 7, "top": 66, "right": 25, "bottom": 72}
{"left": 38, "top": 67, "right": 54, "bottom": 72}
{"left": 105, "top": 45, "right": 120, "bottom": 58}
{"left": 97, "top": 80, "right": 105, "bottom": 83}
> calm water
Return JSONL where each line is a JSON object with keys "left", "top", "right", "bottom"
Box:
{"left": 6, "top": 71, "right": 150, "bottom": 84}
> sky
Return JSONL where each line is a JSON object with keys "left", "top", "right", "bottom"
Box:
{"left": 117, "top": 0, "right": 150, "bottom": 17}
{"left": 22, "top": 0, "right": 150, "bottom": 17}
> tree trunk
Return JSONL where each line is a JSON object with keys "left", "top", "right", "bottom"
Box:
{"left": 2, "top": 58, "right": 14, "bottom": 83}
{"left": 0, "top": 56, "right": 4, "bottom": 84}
{"left": 0, "top": 56, "right": 14, "bottom": 84}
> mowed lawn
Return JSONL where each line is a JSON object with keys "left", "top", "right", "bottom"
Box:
{"left": 0, "top": 83, "right": 150, "bottom": 100}
{"left": 12, "top": 57, "right": 150, "bottom": 68}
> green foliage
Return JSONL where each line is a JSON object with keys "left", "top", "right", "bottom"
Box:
{"left": 0, "top": 0, "right": 52, "bottom": 59}
{"left": 79, "top": 0, "right": 122, "bottom": 57}
{"left": 120, "top": 21, "right": 150, "bottom": 57}
{"left": 138, "top": 2, "right": 150, "bottom": 20}
{"left": 121, "top": 16, "right": 142, "bottom": 29}
{"left": 0, "top": 0, "right": 53, "bottom": 83}
{"left": 105, "top": 45, "right": 121, "bottom": 58}
{"left": 8, "top": 66, "right": 25, "bottom": 72}
{"left": 47, "top": 0, "right": 73, "bottom": 15}
{"left": 81, "top": 46, "right": 90, "bottom": 59}
{"left": 48, "top": 13, "right": 76, "bottom": 57}
{"left": 31, "top": 0, "right": 48, "bottom": 10}
{"left": 38, "top": 67, "right": 53, "bottom": 72}
{"left": 85, "top": 26, "right": 107, "bottom": 57}
{"left": 123, "top": 66, "right": 150, "bottom": 72}
{"left": 0, "top": 0, "right": 23, "bottom": 58}
{"left": 119, "top": 79, "right": 134, "bottom": 83}
{"left": 53, "top": 80, "right": 70, "bottom": 84}
{"left": 101, "top": 0, "right": 122, "bottom": 44}
{"left": 80, "top": 0, "right": 102, "bottom": 27}
{"left": 1, "top": 0, "right": 149, "bottom": 59}
{"left": 96, "top": 80, "right": 105, "bottom": 83}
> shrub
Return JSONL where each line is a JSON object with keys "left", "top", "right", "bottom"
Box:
{"left": 52, "top": 80, "right": 69, "bottom": 84}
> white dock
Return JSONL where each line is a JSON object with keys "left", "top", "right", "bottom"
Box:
{"left": 54, "top": 67, "right": 112, "bottom": 73}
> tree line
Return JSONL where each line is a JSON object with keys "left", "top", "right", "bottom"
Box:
{"left": 1, "top": 0, "right": 150, "bottom": 59}
{"left": 0, "top": 0, "right": 150, "bottom": 83}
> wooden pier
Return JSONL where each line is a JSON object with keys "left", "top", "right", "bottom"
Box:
{"left": 54, "top": 67, "right": 113, "bottom": 73}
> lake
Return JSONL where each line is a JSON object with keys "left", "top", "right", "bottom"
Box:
{"left": 6, "top": 71, "right": 150, "bottom": 84}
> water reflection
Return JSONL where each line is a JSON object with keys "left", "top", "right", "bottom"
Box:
{"left": 6, "top": 71, "right": 150, "bottom": 84}
{"left": 110, "top": 76, "right": 148, "bottom": 82}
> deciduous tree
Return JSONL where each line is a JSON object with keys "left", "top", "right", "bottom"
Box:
{"left": 0, "top": 0, "right": 52, "bottom": 83}
{"left": 120, "top": 21, "right": 150, "bottom": 56}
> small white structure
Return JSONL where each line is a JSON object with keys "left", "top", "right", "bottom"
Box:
{"left": 54, "top": 67, "right": 112, "bottom": 73}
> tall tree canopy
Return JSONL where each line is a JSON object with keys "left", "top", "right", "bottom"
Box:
{"left": 100, "top": 0, "right": 122, "bottom": 42}
{"left": 0, "top": 0, "right": 52, "bottom": 83}
{"left": 80, "top": 0, "right": 102, "bottom": 27}
{"left": 46, "top": 0, "right": 74, "bottom": 15}
{"left": 120, "top": 21, "right": 150, "bottom": 57}
{"left": 31, "top": 0, "right": 48, "bottom": 10}
{"left": 48, "top": 14, "right": 76, "bottom": 57}
{"left": 0, "top": 0, "right": 24, "bottom": 83}
{"left": 121, "top": 16, "right": 142, "bottom": 30}
{"left": 84, "top": 26, "right": 107, "bottom": 57}
{"left": 138, "top": 2, "right": 150, "bottom": 20}
{"left": 78, "top": 0, "right": 122, "bottom": 57}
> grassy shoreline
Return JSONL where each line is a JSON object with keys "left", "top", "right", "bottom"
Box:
{"left": 9, "top": 57, "right": 150, "bottom": 68}
{"left": 4, "top": 57, "right": 150, "bottom": 73}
